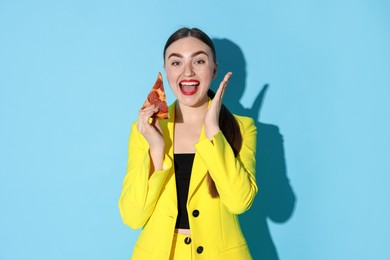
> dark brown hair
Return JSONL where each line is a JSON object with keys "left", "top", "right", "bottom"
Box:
{"left": 164, "top": 27, "right": 243, "bottom": 198}
{"left": 164, "top": 27, "right": 217, "bottom": 63}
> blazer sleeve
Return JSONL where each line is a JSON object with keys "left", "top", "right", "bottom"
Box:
{"left": 195, "top": 116, "right": 257, "bottom": 214}
{"left": 118, "top": 122, "right": 173, "bottom": 229}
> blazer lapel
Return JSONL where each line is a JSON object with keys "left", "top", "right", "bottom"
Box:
{"left": 188, "top": 124, "right": 208, "bottom": 202}
{"left": 163, "top": 102, "right": 177, "bottom": 205}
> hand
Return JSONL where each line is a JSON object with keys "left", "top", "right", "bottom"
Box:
{"left": 137, "top": 105, "right": 165, "bottom": 149}
{"left": 204, "top": 72, "right": 232, "bottom": 140}
{"left": 137, "top": 105, "right": 165, "bottom": 173}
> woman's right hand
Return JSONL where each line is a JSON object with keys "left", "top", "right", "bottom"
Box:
{"left": 137, "top": 105, "right": 164, "bottom": 147}
{"left": 137, "top": 105, "right": 165, "bottom": 172}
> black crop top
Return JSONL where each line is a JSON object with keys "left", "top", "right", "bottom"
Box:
{"left": 174, "top": 153, "right": 195, "bottom": 229}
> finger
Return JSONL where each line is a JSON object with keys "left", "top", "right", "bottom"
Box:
{"left": 216, "top": 72, "right": 232, "bottom": 99}
{"left": 214, "top": 72, "right": 232, "bottom": 102}
{"left": 139, "top": 106, "right": 159, "bottom": 126}
{"left": 139, "top": 105, "right": 158, "bottom": 117}
{"left": 140, "top": 104, "right": 158, "bottom": 113}
{"left": 151, "top": 118, "right": 163, "bottom": 135}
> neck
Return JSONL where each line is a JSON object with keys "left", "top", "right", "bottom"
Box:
{"left": 175, "top": 100, "right": 209, "bottom": 124}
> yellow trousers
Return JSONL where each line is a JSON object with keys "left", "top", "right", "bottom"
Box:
{"left": 169, "top": 232, "right": 192, "bottom": 259}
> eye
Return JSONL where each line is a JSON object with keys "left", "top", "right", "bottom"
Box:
{"left": 195, "top": 59, "right": 206, "bottom": 65}
{"left": 171, "top": 61, "right": 181, "bottom": 66}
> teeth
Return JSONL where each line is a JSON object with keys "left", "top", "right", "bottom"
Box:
{"left": 181, "top": 82, "right": 199, "bottom": 86}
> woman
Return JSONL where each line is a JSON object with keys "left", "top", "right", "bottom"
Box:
{"left": 119, "top": 27, "right": 258, "bottom": 259}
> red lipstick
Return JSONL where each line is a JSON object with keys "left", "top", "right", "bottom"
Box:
{"left": 179, "top": 80, "right": 200, "bottom": 96}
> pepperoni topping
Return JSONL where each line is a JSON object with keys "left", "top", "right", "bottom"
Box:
{"left": 159, "top": 101, "right": 168, "bottom": 113}
{"left": 153, "top": 72, "right": 163, "bottom": 90}
{"left": 148, "top": 91, "right": 159, "bottom": 102}
{"left": 151, "top": 99, "right": 168, "bottom": 113}
{"left": 153, "top": 99, "right": 162, "bottom": 107}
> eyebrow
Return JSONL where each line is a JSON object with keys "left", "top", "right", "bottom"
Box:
{"left": 167, "top": 50, "right": 209, "bottom": 60}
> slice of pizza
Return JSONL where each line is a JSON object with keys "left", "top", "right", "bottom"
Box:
{"left": 141, "top": 72, "right": 169, "bottom": 119}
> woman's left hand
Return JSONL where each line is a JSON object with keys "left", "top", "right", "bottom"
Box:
{"left": 204, "top": 72, "right": 232, "bottom": 140}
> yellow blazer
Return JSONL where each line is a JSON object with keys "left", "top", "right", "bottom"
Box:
{"left": 119, "top": 101, "right": 257, "bottom": 259}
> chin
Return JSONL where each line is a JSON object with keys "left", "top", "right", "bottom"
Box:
{"left": 179, "top": 97, "right": 208, "bottom": 108}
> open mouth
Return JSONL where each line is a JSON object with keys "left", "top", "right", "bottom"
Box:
{"left": 179, "top": 80, "right": 200, "bottom": 95}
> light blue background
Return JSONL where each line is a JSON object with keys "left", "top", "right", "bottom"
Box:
{"left": 1, "top": 0, "right": 389, "bottom": 259}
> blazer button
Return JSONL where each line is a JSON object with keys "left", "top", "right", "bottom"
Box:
{"left": 184, "top": 237, "right": 191, "bottom": 244}
{"left": 197, "top": 246, "right": 204, "bottom": 254}
{"left": 192, "top": 210, "right": 200, "bottom": 217}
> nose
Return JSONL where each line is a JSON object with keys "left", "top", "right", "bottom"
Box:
{"left": 183, "top": 62, "right": 195, "bottom": 77}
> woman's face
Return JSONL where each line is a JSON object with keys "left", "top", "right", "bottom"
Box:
{"left": 164, "top": 36, "right": 217, "bottom": 108}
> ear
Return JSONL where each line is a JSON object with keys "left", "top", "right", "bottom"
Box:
{"left": 212, "top": 63, "right": 218, "bottom": 80}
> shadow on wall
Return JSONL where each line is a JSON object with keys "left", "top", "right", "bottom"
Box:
{"left": 211, "top": 38, "right": 297, "bottom": 260}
